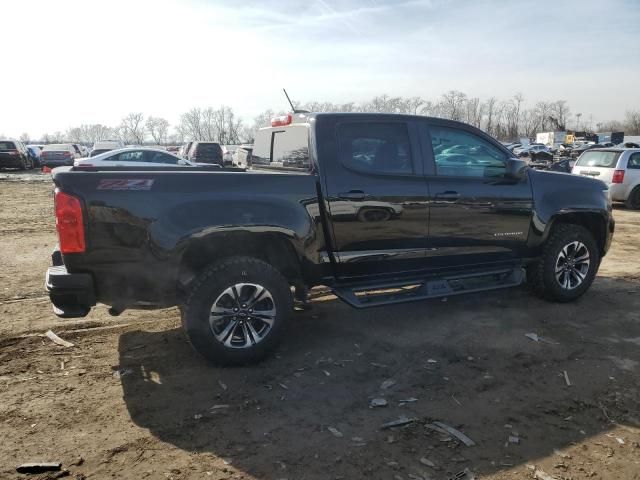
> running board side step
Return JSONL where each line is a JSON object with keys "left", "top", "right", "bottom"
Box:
{"left": 332, "top": 267, "right": 525, "bottom": 308}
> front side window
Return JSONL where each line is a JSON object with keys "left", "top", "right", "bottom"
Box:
{"left": 338, "top": 122, "right": 412, "bottom": 175}
{"left": 429, "top": 126, "right": 506, "bottom": 177}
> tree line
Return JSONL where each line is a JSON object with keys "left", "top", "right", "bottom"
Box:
{"left": 15, "top": 92, "right": 640, "bottom": 145}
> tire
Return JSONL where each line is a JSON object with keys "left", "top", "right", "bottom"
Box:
{"left": 527, "top": 224, "right": 600, "bottom": 302}
{"left": 18, "top": 157, "right": 27, "bottom": 171}
{"left": 625, "top": 186, "right": 640, "bottom": 210}
{"left": 181, "top": 256, "right": 293, "bottom": 365}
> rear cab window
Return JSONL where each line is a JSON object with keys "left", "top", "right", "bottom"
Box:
{"left": 575, "top": 151, "right": 621, "bottom": 168}
{"left": 0, "top": 141, "right": 16, "bottom": 150}
{"left": 253, "top": 123, "right": 310, "bottom": 171}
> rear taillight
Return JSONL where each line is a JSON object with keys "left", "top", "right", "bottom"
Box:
{"left": 612, "top": 170, "right": 625, "bottom": 184}
{"left": 8, "top": 150, "right": 19, "bottom": 155}
{"left": 55, "top": 189, "right": 85, "bottom": 254}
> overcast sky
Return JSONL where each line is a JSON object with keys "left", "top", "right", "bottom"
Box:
{"left": 2, "top": 0, "right": 639, "bottom": 138}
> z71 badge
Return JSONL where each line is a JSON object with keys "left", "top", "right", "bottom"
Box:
{"left": 97, "top": 179, "right": 154, "bottom": 191}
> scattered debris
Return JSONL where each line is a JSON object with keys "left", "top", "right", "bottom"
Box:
{"left": 69, "top": 457, "right": 84, "bottom": 467}
{"left": 351, "top": 436, "right": 364, "bottom": 442}
{"left": 194, "top": 414, "right": 203, "bottom": 420}
{"left": 419, "top": 457, "right": 436, "bottom": 468}
{"left": 563, "top": 370, "right": 572, "bottom": 386}
{"left": 534, "top": 469, "right": 557, "bottom": 480}
{"left": 427, "top": 359, "right": 438, "bottom": 364}
{"left": 16, "top": 462, "right": 62, "bottom": 474}
{"left": 218, "top": 380, "right": 228, "bottom": 391}
{"left": 428, "top": 422, "right": 476, "bottom": 447}
{"left": 399, "top": 397, "right": 419, "bottom": 405}
{"left": 452, "top": 394, "right": 462, "bottom": 406}
{"left": 448, "top": 468, "right": 476, "bottom": 480}
{"left": 278, "top": 383, "right": 289, "bottom": 390}
{"left": 380, "top": 379, "right": 396, "bottom": 390}
{"left": 370, "top": 362, "right": 388, "bottom": 368}
{"left": 112, "top": 368, "right": 132, "bottom": 379}
{"left": 322, "top": 370, "right": 331, "bottom": 377}
{"left": 381, "top": 416, "right": 418, "bottom": 430}
{"left": 508, "top": 435, "right": 520, "bottom": 444}
{"left": 525, "top": 333, "right": 539, "bottom": 342}
{"left": 45, "top": 330, "right": 74, "bottom": 348}
{"left": 370, "top": 398, "right": 388, "bottom": 408}
{"left": 210, "top": 404, "right": 230, "bottom": 410}
{"left": 553, "top": 449, "right": 571, "bottom": 459}
{"left": 616, "top": 437, "right": 625, "bottom": 445}
{"left": 504, "top": 424, "right": 513, "bottom": 429}
{"left": 327, "top": 426, "right": 343, "bottom": 438}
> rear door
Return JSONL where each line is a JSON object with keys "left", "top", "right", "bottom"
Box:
{"left": 318, "top": 116, "right": 430, "bottom": 279}
{"left": 422, "top": 120, "right": 533, "bottom": 269}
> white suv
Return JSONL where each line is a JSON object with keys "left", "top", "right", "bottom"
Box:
{"left": 572, "top": 148, "right": 640, "bottom": 209}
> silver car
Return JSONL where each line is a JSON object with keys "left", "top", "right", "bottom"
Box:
{"left": 572, "top": 148, "right": 640, "bottom": 209}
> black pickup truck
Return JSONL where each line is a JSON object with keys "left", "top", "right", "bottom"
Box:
{"left": 46, "top": 113, "right": 614, "bottom": 364}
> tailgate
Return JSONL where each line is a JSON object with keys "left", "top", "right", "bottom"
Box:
{"left": 572, "top": 166, "right": 615, "bottom": 184}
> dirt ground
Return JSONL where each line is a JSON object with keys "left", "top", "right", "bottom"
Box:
{"left": 0, "top": 172, "right": 639, "bottom": 480}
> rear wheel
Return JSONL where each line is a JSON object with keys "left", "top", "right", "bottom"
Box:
{"left": 18, "top": 157, "right": 27, "bottom": 170}
{"left": 528, "top": 224, "right": 599, "bottom": 302}
{"left": 181, "top": 257, "right": 293, "bottom": 365}
{"left": 625, "top": 186, "right": 640, "bottom": 210}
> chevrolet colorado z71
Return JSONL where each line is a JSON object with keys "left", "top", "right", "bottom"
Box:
{"left": 46, "top": 113, "right": 614, "bottom": 364}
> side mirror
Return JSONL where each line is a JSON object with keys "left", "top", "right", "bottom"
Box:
{"left": 506, "top": 158, "right": 527, "bottom": 180}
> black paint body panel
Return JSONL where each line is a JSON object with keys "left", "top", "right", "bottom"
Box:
{"left": 49, "top": 114, "right": 614, "bottom": 309}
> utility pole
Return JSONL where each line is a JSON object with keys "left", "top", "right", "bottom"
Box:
{"left": 576, "top": 113, "right": 582, "bottom": 131}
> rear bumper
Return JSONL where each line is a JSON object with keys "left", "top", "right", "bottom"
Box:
{"left": 42, "top": 159, "right": 73, "bottom": 167}
{"left": 0, "top": 157, "right": 24, "bottom": 168}
{"left": 45, "top": 264, "right": 96, "bottom": 318}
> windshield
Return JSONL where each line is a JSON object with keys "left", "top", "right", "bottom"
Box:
{"left": 575, "top": 151, "right": 620, "bottom": 168}
{"left": 0, "top": 141, "right": 16, "bottom": 150}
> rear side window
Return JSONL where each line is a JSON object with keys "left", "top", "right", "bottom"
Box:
{"left": 0, "top": 141, "right": 16, "bottom": 150}
{"left": 113, "top": 151, "right": 144, "bottom": 162}
{"left": 145, "top": 151, "right": 179, "bottom": 164}
{"left": 429, "top": 126, "right": 506, "bottom": 177}
{"left": 627, "top": 152, "right": 640, "bottom": 169}
{"left": 338, "top": 123, "right": 412, "bottom": 175}
{"left": 194, "top": 143, "right": 223, "bottom": 163}
{"left": 575, "top": 151, "right": 620, "bottom": 168}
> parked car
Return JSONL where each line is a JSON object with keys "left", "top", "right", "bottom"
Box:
{"left": 178, "top": 142, "right": 193, "bottom": 159}
{"left": 187, "top": 141, "right": 224, "bottom": 165}
{"left": 233, "top": 145, "right": 253, "bottom": 168}
{"left": 71, "top": 144, "right": 84, "bottom": 158}
{"left": 572, "top": 148, "right": 640, "bottom": 209}
{"left": 90, "top": 141, "right": 123, "bottom": 157}
{"left": 570, "top": 143, "right": 603, "bottom": 159}
{"left": 74, "top": 147, "right": 193, "bottom": 168}
{"left": 45, "top": 112, "right": 614, "bottom": 365}
{"left": 26, "top": 145, "right": 42, "bottom": 167}
{"left": 0, "top": 139, "right": 32, "bottom": 170}
{"left": 514, "top": 144, "right": 549, "bottom": 157}
{"left": 40, "top": 144, "right": 79, "bottom": 167}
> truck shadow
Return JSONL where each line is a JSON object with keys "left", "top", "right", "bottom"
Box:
{"left": 118, "top": 276, "right": 640, "bottom": 479}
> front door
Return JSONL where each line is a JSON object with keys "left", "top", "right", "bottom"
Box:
{"left": 422, "top": 121, "right": 533, "bottom": 269}
{"left": 319, "top": 118, "right": 430, "bottom": 280}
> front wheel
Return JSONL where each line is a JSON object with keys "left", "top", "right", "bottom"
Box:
{"left": 528, "top": 224, "right": 600, "bottom": 302}
{"left": 182, "top": 257, "right": 293, "bottom": 365}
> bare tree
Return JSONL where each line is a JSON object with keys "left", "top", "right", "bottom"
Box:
{"left": 439, "top": 90, "right": 467, "bottom": 121}
{"left": 119, "top": 113, "right": 145, "bottom": 144}
{"left": 19, "top": 132, "right": 30, "bottom": 143}
{"left": 625, "top": 110, "right": 640, "bottom": 135}
{"left": 146, "top": 116, "right": 170, "bottom": 145}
